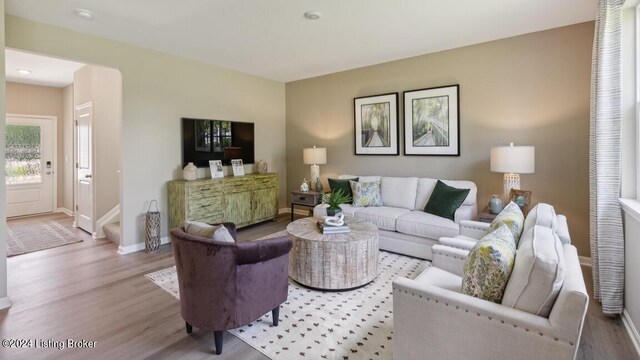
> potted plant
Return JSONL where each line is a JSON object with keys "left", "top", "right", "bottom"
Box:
{"left": 322, "top": 189, "right": 352, "bottom": 216}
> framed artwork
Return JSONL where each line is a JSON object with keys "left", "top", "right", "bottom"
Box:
{"left": 231, "top": 159, "right": 245, "bottom": 176}
{"left": 209, "top": 160, "right": 224, "bottom": 178}
{"left": 354, "top": 93, "right": 399, "bottom": 155}
{"left": 509, "top": 189, "right": 532, "bottom": 216}
{"left": 403, "top": 84, "right": 460, "bottom": 156}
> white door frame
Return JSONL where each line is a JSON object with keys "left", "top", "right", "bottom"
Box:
{"left": 74, "top": 102, "right": 95, "bottom": 235}
{"left": 6, "top": 113, "right": 57, "bottom": 217}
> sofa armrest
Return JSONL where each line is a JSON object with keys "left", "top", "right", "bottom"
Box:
{"left": 236, "top": 236, "right": 292, "bottom": 265}
{"left": 454, "top": 204, "right": 478, "bottom": 224}
{"left": 313, "top": 204, "right": 328, "bottom": 217}
{"left": 432, "top": 244, "right": 468, "bottom": 276}
{"left": 393, "top": 276, "right": 581, "bottom": 360}
{"left": 459, "top": 220, "right": 491, "bottom": 239}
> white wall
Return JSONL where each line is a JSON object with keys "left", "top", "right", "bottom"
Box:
{"left": 5, "top": 15, "right": 287, "bottom": 251}
{"left": 62, "top": 85, "right": 73, "bottom": 211}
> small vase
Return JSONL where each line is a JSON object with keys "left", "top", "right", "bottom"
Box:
{"left": 256, "top": 159, "right": 267, "bottom": 174}
{"left": 183, "top": 162, "right": 197, "bottom": 181}
{"left": 488, "top": 195, "right": 503, "bottom": 214}
{"left": 300, "top": 179, "right": 309, "bottom": 192}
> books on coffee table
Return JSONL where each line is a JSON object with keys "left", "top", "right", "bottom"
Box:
{"left": 316, "top": 220, "right": 350, "bottom": 234}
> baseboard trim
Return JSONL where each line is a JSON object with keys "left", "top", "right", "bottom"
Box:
{"left": 117, "top": 236, "right": 170, "bottom": 255}
{"left": 0, "top": 296, "right": 12, "bottom": 310}
{"left": 579, "top": 256, "right": 592, "bottom": 267}
{"left": 55, "top": 207, "right": 73, "bottom": 216}
{"left": 623, "top": 309, "right": 640, "bottom": 357}
{"left": 95, "top": 205, "right": 120, "bottom": 239}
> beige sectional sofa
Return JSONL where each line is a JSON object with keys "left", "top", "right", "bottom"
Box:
{"left": 313, "top": 175, "right": 478, "bottom": 260}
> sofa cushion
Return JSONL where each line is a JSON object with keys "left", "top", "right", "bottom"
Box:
{"left": 350, "top": 180, "right": 383, "bottom": 207}
{"left": 488, "top": 202, "right": 525, "bottom": 244}
{"left": 502, "top": 225, "right": 565, "bottom": 317}
{"left": 461, "top": 224, "right": 516, "bottom": 303}
{"left": 396, "top": 211, "right": 459, "bottom": 240}
{"left": 182, "top": 221, "right": 235, "bottom": 242}
{"left": 523, "top": 203, "right": 558, "bottom": 233}
{"left": 414, "top": 266, "right": 462, "bottom": 293}
{"left": 328, "top": 177, "right": 358, "bottom": 204}
{"left": 424, "top": 180, "right": 471, "bottom": 221}
{"left": 354, "top": 206, "right": 410, "bottom": 231}
{"left": 415, "top": 178, "right": 477, "bottom": 210}
{"left": 380, "top": 177, "right": 418, "bottom": 209}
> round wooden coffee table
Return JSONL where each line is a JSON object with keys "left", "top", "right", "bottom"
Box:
{"left": 286, "top": 217, "right": 379, "bottom": 290}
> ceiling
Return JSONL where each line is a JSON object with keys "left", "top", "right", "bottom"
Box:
{"left": 5, "top": 49, "right": 85, "bottom": 87}
{"left": 5, "top": 0, "right": 596, "bottom": 82}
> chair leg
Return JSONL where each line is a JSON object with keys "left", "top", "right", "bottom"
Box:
{"left": 272, "top": 306, "right": 280, "bottom": 327}
{"left": 185, "top": 322, "right": 192, "bottom": 334}
{"left": 214, "top": 331, "right": 223, "bottom": 355}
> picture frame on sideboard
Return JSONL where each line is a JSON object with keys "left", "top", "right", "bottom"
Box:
{"left": 209, "top": 160, "right": 224, "bottom": 178}
{"left": 231, "top": 159, "right": 245, "bottom": 176}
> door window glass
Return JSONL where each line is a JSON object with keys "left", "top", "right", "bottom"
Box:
{"left": 6, "top": 124, "right": 42, "bottom": 185}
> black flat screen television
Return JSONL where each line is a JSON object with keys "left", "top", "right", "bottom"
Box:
{"left": 182, "top": 118, "right": 255, "bottom": 167}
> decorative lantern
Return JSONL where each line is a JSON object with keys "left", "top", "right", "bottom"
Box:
{"left": 145, "top": 200, "right": 161, "bottom": 253}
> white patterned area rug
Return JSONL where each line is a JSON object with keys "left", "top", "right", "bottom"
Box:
{"left": 145, "top": 234, "right": 429, "bottom": 360}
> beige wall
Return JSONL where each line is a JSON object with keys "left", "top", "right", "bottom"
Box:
{"left": 62, "top": 85, "right": 73, "bottom": 211}
{"left": 74, "top": 65, "right": 122, "bottom": 221}
{"left": 6, "top": 15, "right": 287, "bottom": 249}
{"left": 286, "top": 22, "right": 594, "bottom": 257}
{"left": 5, "top": 81, "right": 66, "bottom": 209}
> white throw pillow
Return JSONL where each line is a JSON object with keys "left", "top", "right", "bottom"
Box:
{"left": 182, "top": 221, "right": 235, "bottom": 242}
{"left": 501, "top": 225, "right": 565, "bottom": 317}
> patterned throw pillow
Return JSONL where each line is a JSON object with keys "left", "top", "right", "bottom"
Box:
{"left": 350, "top": 180, "right": 383, "bottom": 207}
{"left": 461, "top": 224, "right": 516, "bottom": 303}
{"left": 488, "top": 201, "right": 525, "bottom": 244}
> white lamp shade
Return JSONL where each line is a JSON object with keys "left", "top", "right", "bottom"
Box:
{"left": 490, "top": 145, "right": 535, "bottom": 174}
{"left": 303, "top": 147, "right": 327, "bottom": 165}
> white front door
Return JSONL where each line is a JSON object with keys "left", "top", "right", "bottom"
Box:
{"left": 5, "top": 115, "right": 55, "bottom": 217}
{"left": 75, "top": 102, "right": 94, "bottom": 234}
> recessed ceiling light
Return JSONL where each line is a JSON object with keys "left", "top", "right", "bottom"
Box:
{"left": 17, "top": 69, "right": 31, "bottom": 75}
{"left": 75, "top": 8, "right": 94, "bottom": 20}
{"left": 304, "top": 11, "right": 321, "bottom": 20}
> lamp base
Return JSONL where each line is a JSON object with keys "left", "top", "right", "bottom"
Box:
{"left": 503, "top": 173, "right": 520, "bottom": 200}
{"left": 310, "top": 164, "right": 320, "bottom": 191}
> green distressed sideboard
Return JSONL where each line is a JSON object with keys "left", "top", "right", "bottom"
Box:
{"left": 168, "top": 173, "right": 279, "bottom": 230}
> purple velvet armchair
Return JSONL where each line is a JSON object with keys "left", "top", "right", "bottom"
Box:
{"left": 170, "top": 223, "right": 292, "bottom": 355}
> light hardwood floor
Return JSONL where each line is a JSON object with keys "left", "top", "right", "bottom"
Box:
{"left": 0, "top": 213, "right": 637, "bottom": 359}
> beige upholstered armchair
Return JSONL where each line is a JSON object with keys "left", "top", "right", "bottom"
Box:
{"left": 393, "top": 205, "right": 589, "bottom": 360}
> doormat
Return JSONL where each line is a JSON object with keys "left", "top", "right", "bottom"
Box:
{"left": 7, "top": 216, "right": 83, "bottom": 256}
{"left": 146, "top": 233, "right": 429, "bottom": 360}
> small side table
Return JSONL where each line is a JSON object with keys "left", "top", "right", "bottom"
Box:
{"left": 477, "top": 206, "right": 498, "bottom": 223}
{"left": 290, "top": 190, "right": 323, "bottom": 221}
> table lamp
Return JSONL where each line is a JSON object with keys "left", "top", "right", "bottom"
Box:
{"left": 303, "top": 146, "right": 327, "bottom": 192}
{"left": 490, "top": 143, "right": 535, "bottom": 200}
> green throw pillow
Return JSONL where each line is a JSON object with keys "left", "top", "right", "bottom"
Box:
{"left": 350, "top": 180, "right": 383, "bottom": 207}
{"left": 328, "top": 178, "right": 358, "bottom": 204}
{"left": 489, "top": 201, "right": 525, "bottom": 244}
{"left": 423, "top": 180, "right": 470, "bottom": 221}
{"left": 461, "top": 224, "right": 516, "bottom": 303}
